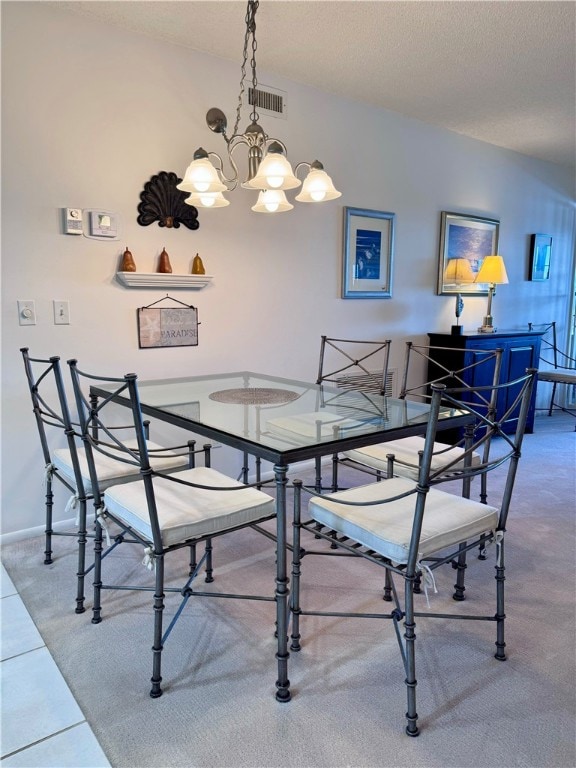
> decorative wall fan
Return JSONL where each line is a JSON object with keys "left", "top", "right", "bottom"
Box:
{"left": 137, "top": 171, "right": 199, "bottom": 230}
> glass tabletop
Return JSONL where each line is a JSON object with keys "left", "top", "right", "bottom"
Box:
{"left": 125, "top": 371, "right": 464, "bottom": 456}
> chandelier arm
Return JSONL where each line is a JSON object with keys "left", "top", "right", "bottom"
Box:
{"left": 294, "top": 161, "right": 312, "bottom": 177}
{"left": 207, "top": 150, "right": 240, "bottom": 190}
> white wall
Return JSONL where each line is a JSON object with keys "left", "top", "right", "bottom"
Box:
{"left": 2, "top": 2, "right": 575, "bottom": 537}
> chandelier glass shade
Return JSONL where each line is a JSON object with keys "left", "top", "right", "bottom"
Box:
{"left": 177, "top": 0, "right": 340, "bottom": 213}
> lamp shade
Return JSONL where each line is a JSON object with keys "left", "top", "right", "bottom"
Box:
{"left": 177, "top": 156, "right": 227, "bottom": 194}
{"left": 294, "top": 167, "right": 341, "bottom": 203}
{"left": 475, "top": 255, "right": 509, "bottom": 284}
{"left": 184, "top": 191, "right": 230, "bottom": 208}
{"left": 251, "top": 189, "right": 293, "bottom": 213}
{"left": 443, "top": 258, "right": 475, "bottom": 284}
{"left": 244, "top": 144, "right": 301, "bottom": 191}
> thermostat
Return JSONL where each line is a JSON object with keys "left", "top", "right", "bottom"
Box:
{"left": 63, "top": 208, "right": 83, "bottom": 235}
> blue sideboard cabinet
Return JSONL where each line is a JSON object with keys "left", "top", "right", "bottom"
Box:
{"left": 427, "top": 330, "right": 542, "bottom": 434}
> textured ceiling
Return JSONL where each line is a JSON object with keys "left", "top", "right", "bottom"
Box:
{"left": 59, "top": 1, "right": 576, "bottom": 169}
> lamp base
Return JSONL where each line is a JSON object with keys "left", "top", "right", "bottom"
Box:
{"left": 451, "top": 325, "right": 463, "bottom": 335}
{"left": 478, "top": 313, "right": 496, "bottom": 333}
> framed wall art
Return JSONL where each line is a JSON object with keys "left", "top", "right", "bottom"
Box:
{"left": 137, "top": 296, "right": 199, "bottom": 349}
{"left": 437, "top": 212, "right": 500, "bottom": 296}
{"left": 342, "top": 207, "right": 395, "bottom": 299}
{"left": 529, "top": 233, "right": 552, "bottom": 281}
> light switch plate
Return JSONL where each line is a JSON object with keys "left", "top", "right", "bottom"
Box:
{"left": 53, "top": 300, "right": 70, "bottom": 325}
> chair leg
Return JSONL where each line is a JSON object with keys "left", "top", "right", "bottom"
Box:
{"left": 452, "top": 543, "right": 467, "bottom": 601}
{"left": 331, "top": 453, "right": 339, "bottom": 492}
{"left": 548, "top": 383, "right": 557, "bottom": 417}
{"left": 494, "top": 538, "right": 507, "bottom": 661}
{"left": 290, "top": 484, "right": 302, "bottom": 652}
{"left": 91, "top": 518, "right": 103, "bottom": 625}
{"left": 188, "top": 544, "right": 197, "bottom": 577}
{"left": 44, "top": 477, "right": 54, "bottom": 565}
{"left": 204, "top": 538, "right": 214, "bottom": 583}
{"left": 404, "top": 575, "right": 420, "bottom": 736}
{"left": 150, "top": 554, "right": 165, "bottom": 698}
{"left": 314, "top": 457, "right": 322, "bottom": 492}
{"left": 383, "top": 569, "right": 393, "bottom": 602}
{"left": 75, "top": 498, "right": 88, "bottom": 614}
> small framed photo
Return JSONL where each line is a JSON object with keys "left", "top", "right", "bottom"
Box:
{"left": 342, "top": 207, "right": 395, "bottom": 299}
{"left": 529, "top": 234, "right": 552, "bottom": 281}
{"left": 437, "top": 212, "right": 500, "bottom": 296}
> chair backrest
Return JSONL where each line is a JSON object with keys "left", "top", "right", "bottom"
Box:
{"left": 317, "top": 336, "right": 392, "bottom": 395}
{"left": 398, "top": 341, "right": 503, "bottom": 422}
{"left": 67, "top": 360, "right": 203, "bottom": 550}
{"left": 528, "top": 321, "right": 575, "bottom": 372}
{"left": 20, "top": 347, "right": 85, "bottom": 494}
{"left": 391, "top": 367, "right": 537, "bottom": 574}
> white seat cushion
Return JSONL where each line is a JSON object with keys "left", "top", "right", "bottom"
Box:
{"left": 309, "top": 477, "right": 498, "bottom": 564}
{"left": 343, "top": 435, "right": 480, "bottom": 481}
{"left": 52, "top": 440, "right": 189, "bottom": 494}
{"left": 267, "top": 411, "right": 366, "bottom": 443}
{"left": 103, "top": 466, "right": 276, "bottom": 547}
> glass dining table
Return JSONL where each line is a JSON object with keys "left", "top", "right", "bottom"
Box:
{"left": 90, "top": 370, "right": 471, "bottom": 703}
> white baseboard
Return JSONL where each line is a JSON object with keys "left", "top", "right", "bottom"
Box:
{"left": 0, "top": 514, "right": 95, "bottom": 546}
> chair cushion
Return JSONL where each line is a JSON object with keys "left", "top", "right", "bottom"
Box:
{"left": 309, "top": 477, "right": 498, "bottom": 564}
{"left": 52, "top": 440, "right": 189, "bottom": 494}
{"left": 537, "top": 370, "right": 576, "bottom": 384}
{"left": 103, "top": 466, "right": 276, "bottom": 547}
{"left": 343, "top": 435, "right": 480, "bottom": 481}
{"left": 267, "top": 411, "right": 366, "bottom": 443}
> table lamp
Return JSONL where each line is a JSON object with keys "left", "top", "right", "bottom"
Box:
{"left": 443, "top": 257, "right": 475, "bottom": 335}
{"left": 475, "top": 255, "right": 509, "bottom": 333}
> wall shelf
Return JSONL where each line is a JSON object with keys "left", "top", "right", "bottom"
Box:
{"left": 116, "top": 272, "right": 213, "bottom": 289}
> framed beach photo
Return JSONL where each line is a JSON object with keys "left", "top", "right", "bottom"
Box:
{"left": 437, "top": 212, "right": 500, "bottom": 296}
{"left": 342, "top": 207, "right": 395, "bottom": 299}
{"left": 529, "top": 234, "right": 552, "bottom": 281}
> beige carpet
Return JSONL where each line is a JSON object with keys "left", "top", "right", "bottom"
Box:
{"left": 2, "top": 413, "right": 575, "bottom": 768}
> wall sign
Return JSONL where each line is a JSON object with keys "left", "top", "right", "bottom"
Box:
{"left": 137, "top": 298, "right": 199, "bottom": 348}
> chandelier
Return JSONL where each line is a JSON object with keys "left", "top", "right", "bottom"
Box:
{"left": 177, "top": 0, "right": 341, "bottom": 214}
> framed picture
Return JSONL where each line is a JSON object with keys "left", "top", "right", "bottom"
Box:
{"left": 342, "top": 207, "right": 395, "bottom": 299}
{"left": 529, "top": 234, "right": 552, "bottom": 281}
{"left": 437, "top": 212, "right": 500, "bottom": 296}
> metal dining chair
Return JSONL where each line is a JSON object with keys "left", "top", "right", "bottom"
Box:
{"left": 265, "top": 337, "right": 392, "bottom": 492}
{"left": 21, "top": 348, "right": 194, "bottom": 613}
{"left": 290, "top": 367, "right": 537, "bottom": 735}
{"left": 337, "top": 341, "right": 503, "bottom": 504}
{"left": 68, "top": 359, "right": 278, "bottom": 698}
{"left": 528, "top": 321, "right": 576, "bottom": 425}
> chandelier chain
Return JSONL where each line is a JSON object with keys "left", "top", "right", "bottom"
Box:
{"left": 233, "top": 0, "right": 260, "bottom": 136}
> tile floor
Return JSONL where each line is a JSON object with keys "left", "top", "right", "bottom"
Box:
{"left": 0, "top": 562, "right": 110, "bottom": 767}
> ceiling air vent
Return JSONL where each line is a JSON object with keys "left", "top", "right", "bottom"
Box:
{"left": 247, "top": 85, "right": 287, "bottom": 120}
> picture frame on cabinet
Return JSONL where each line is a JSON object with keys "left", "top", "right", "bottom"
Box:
{"left": 342, "top": 207, "right": 395, "bottom": 299}
{"left": 437, "top": 211, "right": 499, "bottom": 296}
{"left": 529, "top": 233, "right": 552, "bottom": 281}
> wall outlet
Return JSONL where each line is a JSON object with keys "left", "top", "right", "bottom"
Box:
{"left": 53, "top": 300, "right": 70, "bottom": 325}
